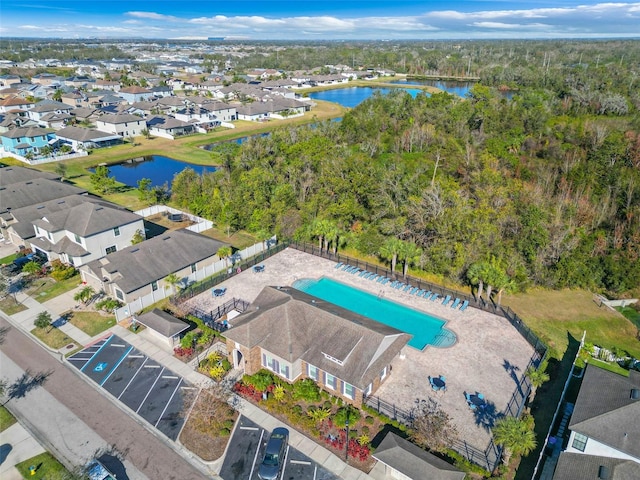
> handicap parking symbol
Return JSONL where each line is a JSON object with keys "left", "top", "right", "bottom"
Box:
{"left": 94, "top": 362, "right": 108, "bottom": 372}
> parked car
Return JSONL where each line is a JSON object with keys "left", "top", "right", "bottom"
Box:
{"left": 258, "top": 427, "right": 289, "bottom": 480}
{"left": 87, "top": 460, "right": 116, "bottom": 480}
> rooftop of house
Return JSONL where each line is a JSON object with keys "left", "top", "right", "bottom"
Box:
{"left": 135, "top": 309, "right": 190, "bottom": 338}
{"left": 569, "top": 365, "right": 640, "bottom": 459}
{"left": 373, "top": 432, "right": 465, "bottom": 480}
{"left": 224, "top": 286, "right": 411, "bottom": 390}
{"left": 1, "top": 126, "right": 54, "bottom": 139}
{"left": 85, "top": 229, "right": 228, "bottom": 294}
{"left": 0, "top": 165, "right": 60, "bottom": 187}
{"left": 32, "top": 201, "right": 141, "bottom": 237}
{"left": 56, "top": 126, "right": 121, "bottom": 142}
{"left": 553, "top": 452, "right": 640, "bottom": 480}
{"left": 0, "top": 178, "right": 87, "bottom": 215}
{"left": 97, "top": 113, "right": 145, "bottom": 124}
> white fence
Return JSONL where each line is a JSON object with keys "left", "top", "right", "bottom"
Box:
{"left": 113, "top": 235, "right": 276, "bottom": 321}
{"left": 134, "top": 205, "right": 213, "bottom": 233}
{"left": 0, "top": 150, "right": 88, "bottom": 164}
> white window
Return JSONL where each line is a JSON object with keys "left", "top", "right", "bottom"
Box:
{"left": 343, "top": 382, "right": 355, "bottom": 400}
{"left": 47, "top": 231, "right": 53, "bottom": 241}
{"left": 572, "top": 432, "right": 588, "bottom": 452}
{"left": 105, "top": 245, "right": 116, "bottom": 255}
{"left": 325, "top": 373, "right": 337, "bottom": 390}
{"left": 34, "top": 225, "right": 39, "bottom": 234}
{"left": 307, "top": 364, "right": 318, "bottom": 381}
{"left": 190, "top": 263, "right": 196, "bottom": 273}
{"left": 380, "top": 367, "right": 388, "bottom": 381}
{"left": 113, "top": 226, "right": 120, "bottom": 236}
{"left": 151, "top": 281, "right": 158, "bottom": 291}
{"left": 74, "top": 233, "right": 81, "bottom": 243}
{"left": 364, "top": 383, "right": 372, "bottom": 396}
{"left": 115, "top": 289, "right": 124, "bottom": 301}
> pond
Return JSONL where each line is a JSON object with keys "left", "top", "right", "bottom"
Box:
{"left": 105, "top": 155, "right": 216, "bottom": 187}
{"left": 389, "top": 79, "right": 515, "bottom": 99}
{"left": 308, "top": 86, "right": 424, "bottom": 108}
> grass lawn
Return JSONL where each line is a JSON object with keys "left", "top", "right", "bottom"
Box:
{"left": 504, "top": 289, "right": 640, "bottom": 359}
{"left": 25, "top": 275, "right": 81, "bottom": 303}
{"left": 0, "top": 296, "right": 27, "bottom": 315}
{"left": 200, "top": 227, "right": 257, "bottom": 250}
{"left": 617, "top": 305, "right": 640, "bottom": 329}
{"left": 16, "top": 452, "right": 71, "bottom": 480}
{"left": 67, "top": 310, "right": 116, "bottom": 336}
{"left": 0, "top": 406, "right": 17, "bottom": 432}
{"left": 31, "top": 326, "right": 78, "bottom": 350}
{"left": 0, "top": 252, "right": 18, "bottom": 264}
{"left": 588, "top": 358, "right": 630, "bottom": 376}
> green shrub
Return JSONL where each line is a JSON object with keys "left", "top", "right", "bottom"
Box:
{"left": 362, "top": 426, "right": 370, "bottom": 435}
{"left": 292, "top": 378, "right": 321, "bottom": 402}
{"left": 181, "top": 331, "right": 198, "bottom": 349}
{"left": 51, "top": 266, "right": 77, "bottom": 281}
{"left": 334, "top": 407, "right": 361, "bottom": 428}
{"left": 244, "top": 370, "right": 275, "bottom": 391}
{"left": 323, "top": 401, "right": 333, "bottom": 410}
{"left": 446, "top": 450, "right": 491, "bottom": 477}
{"left": 219, "top": 428, "right": 230, "bottom": 436}
{"left": 365, "top": 415, "right": 375, "bottom": 424}
{"left": 223, "top": 419, "right": 235, "bottom": 429}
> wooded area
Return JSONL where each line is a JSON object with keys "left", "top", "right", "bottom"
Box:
{"left": 171, "top": 52, "right": 640, "bottom": 297}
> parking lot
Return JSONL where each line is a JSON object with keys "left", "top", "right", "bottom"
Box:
{"left": 219, "top": 416, "right": 339, "bottom": 480}
{"left": 67, "top": 334, "right": 196, "bottom": 440}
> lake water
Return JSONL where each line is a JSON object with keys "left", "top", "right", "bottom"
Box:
{"left": 389, "top": 79, "right": 515, "bottom": 99}
{"left": 105, "top": 155, "right": 215, "bottom": 187}
{"left": 308, "top": 86, "right": 424, "bottom": 108}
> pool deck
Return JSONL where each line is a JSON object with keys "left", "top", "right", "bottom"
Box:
{"left": 184, "top": 247, "right": 536, "bottom": 467}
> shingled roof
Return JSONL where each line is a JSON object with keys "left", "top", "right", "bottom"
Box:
{"left": 0, "top": 165, "right": 59, "bottom": 186}
{"left": 86, "top": 229, "right": 227, "bottom": 293}
{"left": 569, "top": 365, "right": 640, "bottom": 459}
{"left": 0, "top": 178, "right": 86, "bottom": 216}
{"left": 136, "top": 309, "right": 189, "bottom": 338}
{"left": 225, "top": 286, "right": 411, "bottom": 390}
{"left": 553, "top": 452, "right": 640, "bottom": 480}
{"left": 373, "top": 432, "right": 465, "bottom": 480}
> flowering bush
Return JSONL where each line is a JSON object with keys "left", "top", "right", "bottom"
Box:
{"left": 233, "top": 382, "right": 264, "bottom": 402}
{"left": 174, "top": 346, "right": 194, "bottom": 357}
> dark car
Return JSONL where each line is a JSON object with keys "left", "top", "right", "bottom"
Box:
{"left": 87, "top": 459, "right": 117, "bottom": 480}
{"left": 258, "top": 427, "right": 289, "bottom": 480}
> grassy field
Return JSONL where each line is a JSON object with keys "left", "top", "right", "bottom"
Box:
{"left": 25, "top": 275, "right": 81, "bottom": 303}
{"left": 0, "top": 296, "right": 27, "bottom": 315}
{"left": 200, "top": 226, "right": 258, "bottom": 250}
{"left": 0, "top": 406, "right": 17, "bottom": 432}
{"left": 617, "top": 305, "right": 640, "bottom": 329}
{"left": 0, "top": 252, "right": 18, "bottom": 264}
{"left": 31, "top": 326, "right": 77, "bottom": 350}
{"left": 504, "top": 289, "right": 640, "bottom": 359}
{"left": 67, "top": 311, "right": 116, "bottom": 336}
{"left": 16, "top": 452, "right": 71, "bottom": 480}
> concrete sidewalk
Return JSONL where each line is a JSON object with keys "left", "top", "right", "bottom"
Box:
{"left": 0, "top": 422, "right": 46, "bottom": 480}
{"left": 5, "top": 287, "right": 376, "bottom": 480}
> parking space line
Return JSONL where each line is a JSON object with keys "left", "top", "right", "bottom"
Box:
{"left": 118, "top": 357, "right": 148, "bottom": 400}
{"left": 313, "top": 465, "right": 317, "bottom": 480}
{"left": 110, "top": 343, "right": 127, "bottom": 347}
{"left": 136, "top": 367, "right": 165, "bottom": 414}
{"left": 144, "top": 365, "right": 161, "bottom": 368}
{"left": 162, "top": 375, "right": 179, "bottom": 379}
{"left": 100, "top": 345, "right": 133, "bottom": 386}
{"left": 248, "top": 429, "right": 265, "bottom": 480}
{"left": 80, "top": 335, "right": 113, "bottom": 372}
{"left": 280, "top": 446, "right": 290, "bottom": 480}
{"left": 154, "top": 378, "right": 183, "bottom": 427}
{"left": 290, "top": 460, "right": 311, "bottom": 465}
{"left": 240, "top": 426, "right": 260, "bottom": 431}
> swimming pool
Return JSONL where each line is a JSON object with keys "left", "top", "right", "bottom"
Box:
{"left": 293, "top": 277, "right": 456, "bottom": 350}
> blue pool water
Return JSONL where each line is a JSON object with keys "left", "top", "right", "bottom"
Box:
{"left": 293, "top": 277, "right": 456, "bottom": 350}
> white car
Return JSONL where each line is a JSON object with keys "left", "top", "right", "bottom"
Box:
{"left": 87, "top": 460, "right": 116, "bottom": 480}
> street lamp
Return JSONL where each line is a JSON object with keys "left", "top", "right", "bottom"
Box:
{"left": 344, "top": 408, "right": 350, "bottom": 461}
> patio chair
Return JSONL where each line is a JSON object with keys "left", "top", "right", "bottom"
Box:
{"left": 409, "top": 287, "right": 418, "bottom": 294}
{"left": 341, "top": 264, "right": 350, "bottom": 271}
{"left": 359, "top": 270, "right": 368, "bottom": 277}
{"left": 376, "top": 276, "right": 385, "bottom": 283}
{"left": 442, "top": 294, "right": 451, "bottom": 306}
{"left": 430, "top": 293, "right": 440, "bottom": 301}
{"left": 459, "top": 300, "right": 469, "bottom": 311}
{"left": 450, "top": 298, "right": 461, "bottom": 309}
{"left": 335, "top": 262, "right": 343, "bottom": 269}
{"left": 439, "top": 375, "right": 446, "bottom": 382}
{"left": 477, "top": 393, "right": 484, "bottom": 400}
{"left": 464, "top": 392, "right": 472, "bottom": 402}
{"left": 422, "top": 290, "right": 431, "bottom": 298}
{"left": 370, "top": 274, "right": 380, "bottom": 281}
{"left": 469, "top": 403, "right": 477, "bottom": 410}
{"left": 351, "top": 267, "right": 360, "bottom": 274}
{"left": 403, "top": 284, "right": 412, "bottom": 292}
{"left": 381, "top": 278, "right": 390, "bottom": 285}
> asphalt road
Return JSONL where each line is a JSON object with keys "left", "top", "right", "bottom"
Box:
{"left": 0, "top": 317, "right": 212, "bottom": 480}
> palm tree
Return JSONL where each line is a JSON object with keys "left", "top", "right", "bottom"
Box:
{"left": 323, "top": 221, "right": 340, "bottom": 254}
{"left": 74, "top": 286, "right": 95, "bottom": 305}
{"left": 217, "top": 246, "right": 233, "bottom": 268}
{"left": 311, "top": 219, "right": 332, "bottom": 251}
{"left": 379, "top": 237, "right": 403, "bottom": 274}
{"left": 164, "top": 273, "right": 180, "bottom": 295}
{"left": 466, "top": 262, "right": 489, "bottom": 300}
{"left": 493, "top": 415, "right": 537, "bottom": 465}
{"left": 398, "top": 241, "right": 422, "bottom": 277}
{"left": 525, "top": 361, "right": 550, "bottom": 402}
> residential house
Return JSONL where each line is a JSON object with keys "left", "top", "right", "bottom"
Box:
{"left": 149, "top": 86, "right": 173, "bottom": 98}
{"left": 31, "top": 73, "right": 64, "bottom": 86}
{"left": 95, "top": 114, "right": 146, "bottom": 138}
{"left": 224, "top": 286, "right": 411, "bottom": 406}
{"left": 173, "top": 105, "right": 219, "bottom": 126}
{"left": 0, "top": 112, "right": 38, "bottom": 132}
{"left": 0, "top": 126, "right": 55, "bottom": 156}
{"left": 64, "top": 76, "right": 94, "bottom": 89}
{"left": 93, "top": 80, "right": 121, "bottom": 92}
{"left": 27, "top": 100, "right": 72, "bottom": 125}
{"left": 134, "top": 309, "right": 189, "bottom": 348}
{"left": 15, "top": 83, "right": 50, "bottom": 100}
{"left": 55, "top": 126, "right": 123, "bottom": 150}
{"left": 39, "top": 112, "right": 73, "bottom": 130}
{"left": 30, "top": 201, "right": 144, "bottom": 267}
{"left": 80, "top": 229, "right": 227, "bottom": 304}
{"left": 372, "top": 432, "right": 465, "bottom": 480}
{"left": 146, "top": 116, "right": 195, "bottom": 139}
{"left": 0, "top": 96, "right": 34, "bottom": 113}
{"left": 118, "top": 86, "right": 155, "bottom": 104}
{"left": 155, "top": 96, "right": 187, "bottom": 112}
{"left": 235, "top": 98, "right": 308, "bottom": 122}
{"left": 552, "top": 365, "right": 640, "bottom": 480}
{"left": 0, "top": 75, "right": 24, "bottom": 88}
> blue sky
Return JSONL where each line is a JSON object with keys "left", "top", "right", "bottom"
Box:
{"left": 4, "top": 1, "right": 640, "bottom": 39}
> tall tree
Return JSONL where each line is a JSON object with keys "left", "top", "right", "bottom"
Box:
{"left": 525, "top": 361, "right": 550, "bottom": 403}
{"left": 493, "top": 415, "right": 537, "bottom": 465}
{"left": 398, "top": 241, "right": 422, "bottom": 277}
{"left": 379, "top": 237, "right": 403, "bottom": 274}
{"left": 410, "top": 398, "right": 459, "bottom": 453}
{"left": 164, "top": 273, "right": 180, "bottom": 294}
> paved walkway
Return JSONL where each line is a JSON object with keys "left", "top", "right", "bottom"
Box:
{"left": 2, "top": 278, "right": 374, "bottom": 480}
{"left": 0, "top": 422, "right": 46, "bottom": 480}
